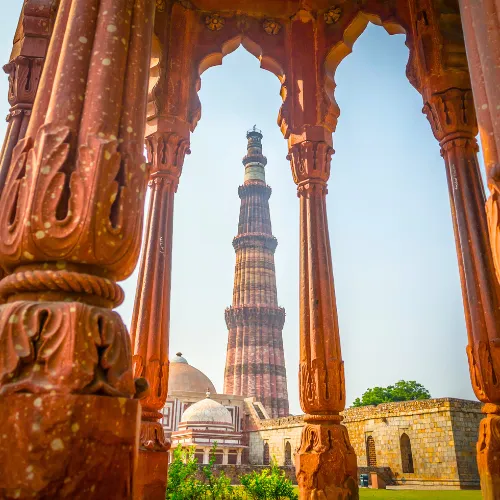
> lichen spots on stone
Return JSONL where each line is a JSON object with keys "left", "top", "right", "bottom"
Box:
{"left": 71, "top": 423, "right": 80, "bottom": 433}
{"left": 51, "top": 438, "right": 64, "bottom": 451}
{"left": 102, "top": 58, "right": 111, "bottom": 66}
{"left": 79, "top": 36, "right": 88, "bottom": 44}
{"left": 23, "top": 251, "right": 35, "bottom": 260}
{"left": 33, "top": 398, "right": 42, "bottom": 408}
{"left": 8, "top": 315, "right": 18, "bottom": 324}
{"left": 107, "top": 25, "right": 117, "bottom": 33}
{"left": 104, "top": 151, "right": 112, "bottom": 160}
{"left": 35, "top": 231, "right": 46, "bottom": 239}
{"left": 41, "top": 166, "right": 50, "bottom": 175}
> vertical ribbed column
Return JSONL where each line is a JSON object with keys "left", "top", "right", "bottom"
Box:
{"left": 223, "top": 128, "right": 289, "bottom": 418}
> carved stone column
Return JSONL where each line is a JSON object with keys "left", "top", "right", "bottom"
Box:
{"left": 287, "top": 131, "right": 358, "bottom": 499}
{"left": 0, "top": 1, "right": 58, "bottom": 281}
{"left": 131, "top": 131, "right": 190, "bottom": 499}
{"left": 423, "top": 87, "right": 500, "bottom": 499}
{"left": 0, "top": 0, "right": 155, "bottom": 497}
{"left": 458, "top": 0, "right": 500, "bottom": 290}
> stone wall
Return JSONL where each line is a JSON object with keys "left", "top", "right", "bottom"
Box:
{"left": 247, "top": 415, "right": 304, "bottom": 466}
{"left": 342, "top": 398, "right": 482, "bottom": 488}
{"left": 245, "top": 398, "right": 482, "bottom": 489}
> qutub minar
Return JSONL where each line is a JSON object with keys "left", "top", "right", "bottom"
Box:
{"left": 223, "top": 127, "right": 289, "bottom": 418}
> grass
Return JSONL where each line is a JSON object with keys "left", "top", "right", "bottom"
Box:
{"left": 293, "top": 488, "right": 481, "bottom": 499}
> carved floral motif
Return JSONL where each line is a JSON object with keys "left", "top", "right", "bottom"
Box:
{"left": 477, "top": 411, "right": 500, "bottom": 497}
{"left": 324, "top": 6, "right": 342, "bottom": 25}
{"left": 296, "top": 422, "right": 359, "bottom": 499}
{"left": 422, "top": 88, "right": 477, "bottom": 144}
{"left": 0, "top": 301, "right": 135, "bottom": 397}
{"left": 4, "top": 57, "right": 44, "bottom": 108}
{"left": 156, "top": 0, "right": 166, "bottom": 11}
{"left": 0, "top": 124, "right": 148, "bottom": 279}
{"left": 146, "top": 132, "right": 191, "bottom": 188}
{"left": 263, "top": 19, "right": 281, "bottom": 35}
{"left": 205, "top": 13, "right": 225, "bottom": 31}
{"left": 299, "top": 359, "right": 345, "bottom": 414}
{"left": 287, "top": 141, "right": 334, "bottom": 186}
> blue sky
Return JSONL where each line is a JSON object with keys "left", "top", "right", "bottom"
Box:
{"left": 0, "top": 3, "right": 478, "bottom": 414}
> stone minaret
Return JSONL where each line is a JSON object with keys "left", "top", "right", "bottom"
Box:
{"left": 224, "top": 128, "right": 289, "bottom": 418}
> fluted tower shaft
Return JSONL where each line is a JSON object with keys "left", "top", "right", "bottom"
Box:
{"left": 224, "top": 129, "right": 289, "bottom": 418}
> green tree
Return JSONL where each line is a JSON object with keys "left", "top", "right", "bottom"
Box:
{"left": 352, "top": 380, "right": 431, "bottom": 407}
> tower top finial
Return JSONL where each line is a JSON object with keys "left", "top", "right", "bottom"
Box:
{"left": 246, "top": 125, "right": 262, "bottom": 139}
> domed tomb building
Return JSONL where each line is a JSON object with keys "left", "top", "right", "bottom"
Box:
{"left": 171, "top": 393, "right": 246, "bottom": 465}
{"left": 161, "top": 352, "right": 269, "bottom": 448}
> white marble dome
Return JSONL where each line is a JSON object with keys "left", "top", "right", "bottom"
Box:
{"left": 180, "top": 396, "right": 233, "bottom": 425}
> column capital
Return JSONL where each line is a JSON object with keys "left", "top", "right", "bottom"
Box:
{"left": 146, "top": 131, "right": 191, "bottom": 188}
{"left": 3, "top": 56, "right": 44, "bottom": 110}
{"left": 287, "top": 140, "right": 334, "bottom": 188}
{"left": 423, "top": 87, "right": 477, "bottom": 145}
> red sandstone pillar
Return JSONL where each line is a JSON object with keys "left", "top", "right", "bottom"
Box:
{"left": 423, "top": 86, "right": 500, "bottom": 499}
{"left": 131, "top": 130, "right": 190, "bottom": 499}
{"left": 0, "top": 1, "right": 57, "bottom": 281}
{"left": 458, "top": 1, "right": 500, "bottom": 283}
{"left": 287, "top": 129, "right": 358, "bottom": 498}
{"left": 0, "top": 0, "right": 155, "bottom": 497}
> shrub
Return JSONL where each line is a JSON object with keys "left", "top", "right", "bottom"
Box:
{"left": 166, "top": 445, "right": 206, "bottom": 500}
{"left": 166, "top": 444, "right": 241, "bottom": 500}
{"left": 239, "top": 461, "right": 298, "bottom": 500}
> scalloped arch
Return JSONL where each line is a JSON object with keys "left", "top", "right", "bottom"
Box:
{"left": 197, "top": 35, "right": 285, "bottom": 83}
{"left": 324, "top": 12, "right": 410, "bottom": 126}
{"left": 191, "top": 35, "right": 286, "bottom": 133}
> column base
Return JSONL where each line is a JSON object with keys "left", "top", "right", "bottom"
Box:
{"left": 296, "top": 420, "right": 359, "bottom": 499}
{"left": 135, "top": 449, "right": 170, "bottom": 500}
{"left": 477, "top": 408, "right": 500, "bottom": 499}
{"left": 0, "top": 393, "right": 140, "bottom": 499}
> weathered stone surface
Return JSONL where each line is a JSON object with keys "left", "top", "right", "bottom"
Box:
{"left": 0, "top": 394, "right": 140, "bottom": 499}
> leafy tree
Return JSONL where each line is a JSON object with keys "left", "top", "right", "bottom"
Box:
{"left": 352, "top": 380, "right": 431, "bottom": 407}
{"left": 239, "top": 460, "right": 298, "bottom": 500}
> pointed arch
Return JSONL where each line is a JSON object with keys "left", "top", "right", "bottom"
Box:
{"left": 284, "top": 441, "right": 292, "bottom": 466}
{"left": 400, "top": 433, "right": 415, "bottom": 473}
{"left": 263, "top": 441, "right": 270, "bottom": 465}
{"left": 366, "top": 435, "right": 377, "bottom": 467}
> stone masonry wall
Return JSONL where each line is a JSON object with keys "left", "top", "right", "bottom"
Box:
{"left": 245, "top": 398, "right": 482, "bottom": 488}
{"left": 450, "top": 404, "right": 483, "bottom": 486}
{"left": 247, "top": 415, "right": 304, "bottom": 466}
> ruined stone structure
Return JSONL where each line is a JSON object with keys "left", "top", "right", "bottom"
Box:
{"left": 1, "top": 0, "right": 500, "bottom": 499}
{"left": 248, "top": 399, "right": 483, "bottom": 489}
{"left": 224, "top": 129, "right": 289, "bottom": 419}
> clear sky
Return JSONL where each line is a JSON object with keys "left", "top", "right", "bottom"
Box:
{"left": 0, "top": 3, "right": 479, "bottom": 414}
